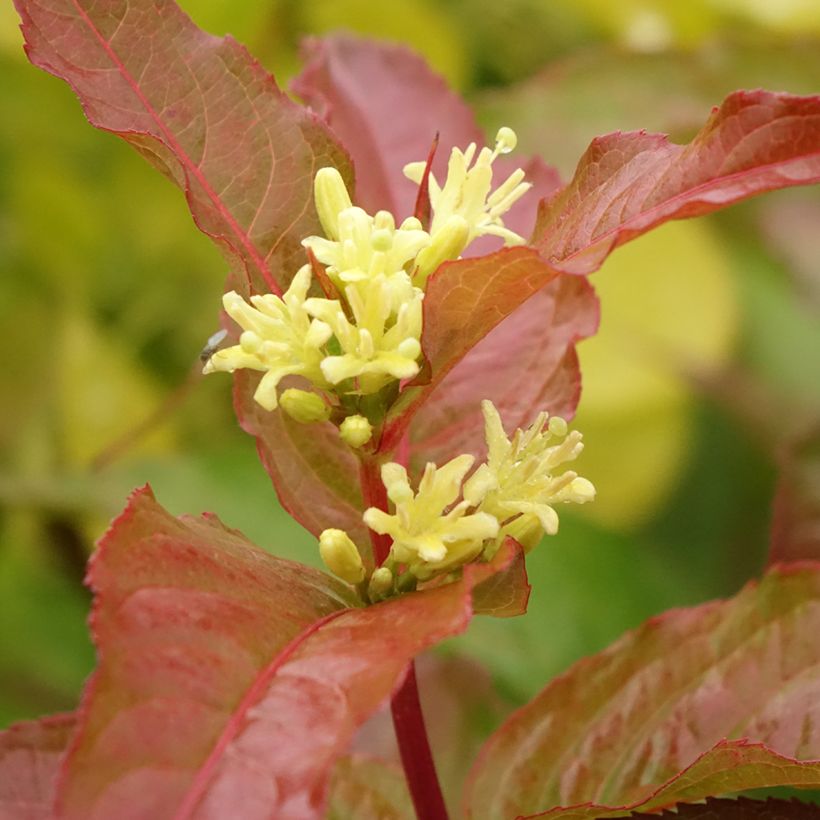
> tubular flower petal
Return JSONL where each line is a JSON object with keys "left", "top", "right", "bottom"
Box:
{"left": 202, "top": 265, "right": 331, "bottom": 410}
{"left": 304, "top": 274, "right": 424, "bottom": 394}
{"left": 404, "top": 126, "right": 532, "bottom": 260}
{"left": 466, "top": 400, "right": 595, "bottom": 549}
{"left": 363, "top": 455, "right": 499, "bottom": 579}
{"left": 303, "top": 170, "right": 431, "bottom": 289}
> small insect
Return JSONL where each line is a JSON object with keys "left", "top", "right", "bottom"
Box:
{"left": 199, "top": 328, "right": 228, "bottom": 365}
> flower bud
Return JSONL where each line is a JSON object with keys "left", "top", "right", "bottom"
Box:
{"left": 367, "top": 566, "right": 394, "bottom": 602}
{"left": 340, "top": 414, "right": 373, "bottom": 448}
{"left": 501, "top": 514, "right": 544, "bottom": 553}
{"left": 414, "top": 214, "right": 470, "bottom": 285}
{"left": 319, "top": 529, "right": 366, "bottom": 584}
{"left": 314, "top": 167, "right": 353, "bottom": 240}
{"left": 279, "top": 389, "right": 331, "bottom": 424}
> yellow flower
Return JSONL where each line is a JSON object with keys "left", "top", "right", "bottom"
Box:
{"left": 464, "top": 400, "right": 595, "bottom": 547}
{"left": 202, "top": 265, "right": 331, "bottom": 411}
{"left": 404, "top": 126, "right": 532, "bottom": 273}
{"left": 304, "top": 274, "right": 423, "bottom": 394}
{"left": 303, "top": 168, "right": 431, "bottom": 289}
{"left": 363, "top": 456, "right": 499, "bottom": 579}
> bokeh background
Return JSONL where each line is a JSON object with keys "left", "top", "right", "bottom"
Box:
{"left": 2, "top": 0, "right": 820, "bottom": 771}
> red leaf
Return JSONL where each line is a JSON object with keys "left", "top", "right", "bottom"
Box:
{"left": 0, "top": 713, "right": 75, "bottom": 820}
{"left": 234, "top": 373, "right": 368, "bottom": 552}
{"left": 292, "top": 34, "right": 561, "bottom": 248}
{"left": 57, "top": 487, "right": 511, "bottom": 818}
{"left": 620, "top": 795, "right": 820, "bottom": 819}
{"left": 292, "top": 34, "right": 482, "bottom": 219}
{"left": 382, "top": 248, "right": 573, "bottom": 453}
{"left": 770, "top": 423, "right": 820, "bottom": 564}
{"left": 465, "top": 563, "right": 820, "bottom": 819}
{"left": 535, "top": 91, "right": 820, "bottom": 276}
{"left": 404, "top": 275, "right": 598, "bottom": 470}
{"left": 14, "top": 0, "right": 351, "bottom": 295}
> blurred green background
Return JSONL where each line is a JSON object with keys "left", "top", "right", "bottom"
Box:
{"left": 2, "top": 0, "right": 820, "bottom": 751}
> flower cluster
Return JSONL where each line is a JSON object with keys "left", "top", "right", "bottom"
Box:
{"left": 318, "top": 401, "right": 595, "bottom": 589}
{"left": 203, "top": 128, "right": 531, "bottom": 443}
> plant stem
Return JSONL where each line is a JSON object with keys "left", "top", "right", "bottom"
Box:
{"left": 359, "top": 456, "right": 393, "bottom": 566}
{"left": 391, "top": 662, "right": 450, "bottom": 820}
{"left": 359, "top": 455, "right": 449, "bottom": 819}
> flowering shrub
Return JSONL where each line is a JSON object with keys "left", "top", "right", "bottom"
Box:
{"left": 4, "top": 2, "right": 820, "bottom": 818}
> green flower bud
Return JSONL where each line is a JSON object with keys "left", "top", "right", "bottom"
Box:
{"left": 340, "top": 414, "right": 373, "bottom": 448}
{"left": 319, "top": 529, "right": 366, "bottom": 585}
{"left": 280, "top": 388, "right": 331, "bottom": 424}
{"left": 367, "top": 566, "right": 394, "bottom": 602}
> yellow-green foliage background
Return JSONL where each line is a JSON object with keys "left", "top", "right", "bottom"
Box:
{"left": 2, "top": 0, "right": 820, "bottom": 727}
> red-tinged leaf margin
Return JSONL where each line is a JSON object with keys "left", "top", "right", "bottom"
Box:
{"left": 56, "top": 486, "right": 516, "bottom": 818}
{"left": 535, "top": 90, "right": 820, "bottom": 277}
{"left": 14, "top": 0, "right": 352, "bottom": 295}
{"left": 56, "top": 485, "right": 356, "bottom": 818}
{"left": 381, "top": 247, "right": 564, "bottom": 453}
{"left": 0, "top": 713, "right": 75, "bottom": 820}
{"left": 530, "top": 742, "right": 820, "bottom": 819}
{"left": 465, "top": 562, "right": 820, "bottom": 820}
{"left": 619, "top": 795, "right": 820, "bottom": 819}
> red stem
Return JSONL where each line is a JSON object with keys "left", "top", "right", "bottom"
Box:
{"left": 358, "top": 455, "right": 449, "bottom": 820}
{"left": 391, "top": 663, "right": 449, "bottom": 820}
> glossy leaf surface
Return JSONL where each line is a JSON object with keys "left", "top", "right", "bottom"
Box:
{"left": 14, "top": 0, "right": 351, "bottom": 295}
{"left": 535, "top": 91, "right": 820, "bottom": 276}
{"left": 0, "top": 713, "right": 75, "bottom": 820}
{"left": 466, "top": 564, "right": 820, "bottom": 819}
{"left": 58, "top": 487, "right": 511, "bottom": 818}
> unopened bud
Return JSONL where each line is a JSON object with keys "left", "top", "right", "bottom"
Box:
{"left": 280, "top": 389, "right": 331, "bottom": 424}
{"left": 340, "top": 414, "right": 373, "bottom": 448}
{"left": 414, "top": 215, "right": 470, "bottom": 285}
{"left": 314, "top": 167, "right": 353, "bottom": 240}
{"left": 367, "top": 566, "right": 394, "bottom": 601}
{"left": 548, "top": 416, "right": 568, "bottom": 437}
{"left": 319, "top": 529, "right": 366, "bottom": 584}
{"left": 502, "top": 514, "right": 544, "bottom": 553}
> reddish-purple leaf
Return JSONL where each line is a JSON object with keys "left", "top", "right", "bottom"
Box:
{"left": 58, "top": 487, "right": 512, "bottom": 818}
{"left": 404, "top": 275, "right": 598, "bottom": 470}
{"left": 770, "top": 424, "right": 820, "bottom": 564}
{"left": 465, "top": 563, "right": 820, "bottom": 819}
{"left": 0, "top": 713, "right": 75, "bottom": 820}
{"left": 382, "top": 248, "right": 568, "bottom": 453}
{"left": 292, "top": 34, "right": 482, "bottom": 219}
{"left": 14, "top": 0, "right": 352, "bottom": 295}
{"left": 292, "top": 34, "right": 561, "bottom": 243}
{"left": 234, "top": 373, "right": 368, "bottom": 552}
{"left": 619, "top": 795, "right": 820, "bottom": 819}
{"left": 534, "top": 91, "right": 820, "bottom": 276}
